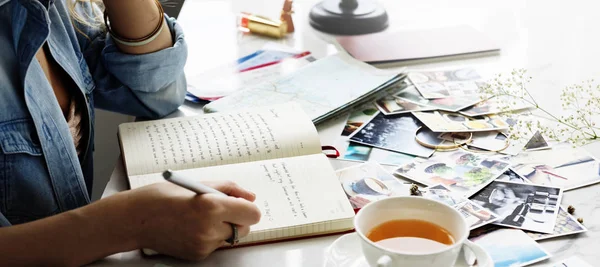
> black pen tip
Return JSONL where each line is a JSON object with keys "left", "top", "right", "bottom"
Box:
{"left": 162, "top": 170, "right": 172, "bottom": 179}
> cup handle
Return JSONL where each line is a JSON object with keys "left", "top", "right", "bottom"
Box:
{"left": 377, "top": 255, "right": 393, "bottom": 267}
{"left": 461, "top": 240, "right": 478, "bottom": 266}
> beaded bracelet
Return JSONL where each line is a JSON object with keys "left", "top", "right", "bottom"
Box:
{"left": 104, "top": 0, "right": 165, "bottom": 47}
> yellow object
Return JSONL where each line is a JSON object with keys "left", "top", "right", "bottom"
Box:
{"left": 245, "top": 14, "right": 288, "bottom": 39}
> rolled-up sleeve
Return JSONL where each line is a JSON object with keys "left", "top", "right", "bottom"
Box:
{"left": 83, "top": 16, "right": 187, "bottom": 119}
{"left": 0, "top": 211, "right": 10, "bottom": 227}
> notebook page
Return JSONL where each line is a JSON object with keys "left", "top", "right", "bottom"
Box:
{"left": 128, "top": 154, "right": 355, "bottom": 242}
{"left": 119, "top": 103, "right": 321, "bottom": 177}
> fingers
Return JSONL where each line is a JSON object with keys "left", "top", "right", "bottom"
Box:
{"left": 206, "top": 181, "right": 256, "bottom": 202}
{"left": 202, "top": 194, "right": 262, "bottom": 226}
{"left": 214, "top": 223, "right": 250, "bottom": 245}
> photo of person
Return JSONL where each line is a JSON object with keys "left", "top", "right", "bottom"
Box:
{"left": 470, "top": 180, "right": 563, "bottom": 233}
{"left": 525, "top": 207, "right": 587, "bottom": 241}
{"left": 470, "top": 229, "right": 551, "bottom": 267}
{"left": 395, "top": 151, "right": 509, "bottom": 197}
{"left": 509, "top": 143, "right": 600, "bottom": 190}
{"left": 336, "top": 162, "right": 409, "bottom": 209}
{"left": 348, "top": 112, "right": 443, "bottom": 158}
{"left": 423, "top": 184, "right": 499, "bottom": 230}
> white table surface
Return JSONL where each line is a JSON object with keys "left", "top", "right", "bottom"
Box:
{"left": 94, "top": 0, "right": 600, "bottom": 265}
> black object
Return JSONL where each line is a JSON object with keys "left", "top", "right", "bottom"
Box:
{"left": 309, "top": 0, "right": 388, "bottom": 35}
{"left": 159, "top": 0, "right": 186, "bottom": 19}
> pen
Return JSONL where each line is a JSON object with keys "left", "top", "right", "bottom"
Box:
{"left": 162, "top": 170, "right": 239, "bottom": 247}
{"left": 162, "top": 169, "right": 227, "bottom": 196}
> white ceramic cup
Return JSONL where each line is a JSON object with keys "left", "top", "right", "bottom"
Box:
{"left": 354, "top": 196, "right": 480, "bottom": 267}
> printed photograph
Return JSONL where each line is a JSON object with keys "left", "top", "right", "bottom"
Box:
{"left": 438, "top": 131, "right": 525, "bottom": 155}
{"left": 423, "top": 184, "right": 499, "bottom": 230}
{"left": 341, "top": 104, "right": 379, "bottom": 136}
{"left": 524, "top": 131, "right": 551, "bottom": 151}
{"left": 336, "top": 162, "right": 408, "bottom": 209}
{"left": 470, "top": 228, "right": 551, "bottom": 267}
{"left": 525, "top": 206, "right": 587, "bottom": 241}
{"left": 470, "top": 180, "right": 563, "bottom": 233}
{"left": 348, "top": 112, "right": 442, "bottom": 158}
{"left": 408, "top": 68, "right": 483, "bottom": 99}
{"left": 509, "top": 143, "right": 600, "bottom": 190}
{"left": 341, "top": 142, "right": 416, "bottom": 166}
{"left": 459, "top": 95, "right": 534, "bottom": 117}
{"left": 554, "top": 256, "right": 594, "bottom": 267}
{"left": 395, "top": 86, "right": 481, "bottom": 112}
{"left": 413, "top": 111, "right": 510, "bottom": 133}
{"left": 497, "top": 169, "right": 531, "bottom": 184}
{"left": 395, "top": 151, "right": 509, "bottom": 197}
{"left": 374, "top": 95, "right": 434, "bottom": 115}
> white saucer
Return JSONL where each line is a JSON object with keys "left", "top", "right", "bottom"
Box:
{"left": 323, "top": 233, "right": 492, "bottom": 267}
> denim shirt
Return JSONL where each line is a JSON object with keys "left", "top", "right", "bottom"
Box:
{"left": 0, "top": 0, "right": 187, "bottom": 226}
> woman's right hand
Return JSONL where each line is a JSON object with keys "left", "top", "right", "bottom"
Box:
{"left": 125, "top": 181, "right": 261, "bottom": 260}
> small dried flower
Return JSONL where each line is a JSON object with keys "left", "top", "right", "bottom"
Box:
{"left": 409, "top": 184, "right": 421, "bottom": 196}
{"left": 577, "top": 218, "right": 584, "bottom": 224}
{"left": 567, "top": 205, "right": 575, "bottom": 215}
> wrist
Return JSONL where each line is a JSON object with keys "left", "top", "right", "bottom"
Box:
{"left": 77, "top": 192, "right": 144, "bottom": 252}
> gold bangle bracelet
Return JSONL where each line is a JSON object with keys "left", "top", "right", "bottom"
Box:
{"left": 103, "top": 0, "right": 165, "bottom": 44}
{"left": 458, "top": 131, "right": 511, "bottom": 153}
{"left": 414, "top": 127, "right": 473, "bottom": 151}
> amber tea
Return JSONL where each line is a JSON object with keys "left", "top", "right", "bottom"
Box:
{"left": 367, "top": 219, "right": 454, "bottom": 253}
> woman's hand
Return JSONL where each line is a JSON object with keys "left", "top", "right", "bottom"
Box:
{"left": 129, "top": 181, "right": 262, "bottom": 260}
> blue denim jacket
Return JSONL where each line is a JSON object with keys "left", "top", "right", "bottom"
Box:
{"left": 0, "top": 0, "right": 187, "bottom": 226}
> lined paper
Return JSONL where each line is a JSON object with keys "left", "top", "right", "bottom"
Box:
{"left": 128, "top": 154, "right": 355, "bottom": 244}
{"left": 119, "top": 103, "right": 321, "bottom": 177}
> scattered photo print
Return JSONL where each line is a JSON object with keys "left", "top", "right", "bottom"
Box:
{"left": 470, "top": 180, "right": 563, "bottom": 233}
{"left": 374, "top": 95, "right": 434, "bottom": 115}
{"left": 408, "top": 68, "right": 483, "bottom": 99}
{"left": 413, "top": 111, "right": 510, "bottom": 133}
{"left": 459, "top": 95, "right": 534, "bottom": 117}
{"left": 395, "top": 151, "right": 509, "bottom": 197}
{"left": 509, "top": 143, "right": 600, "bottom": 190}
{"left": 525, "top": 206, "right": 587, "bottom": 241}
{"left": 470, "top": 228, "right": 551, "bottom": 267}
{"left": 336, "top": 162, "right": 408, "bottom": 209}
{"left": 438, "top": 131, "right": 525, "bottom": 155}
{"left": 395, "top": 86, "right": 481, "bottom": 112}
{"left": 341, "top": 104, "right": 379, "bottom": 136}
{"left": 524, "top": 131, "right": 551, "bottom": 151}
{"left": 341, "top": 142, "right": 416, "bottom": 167}
{"left": 554, "top": 256, "right": 594, "bottom": 267}
{"left": 348, "top": 112, "right": 442, "bottom": 158}
{"left": 423, "top": 184, "right": 499, "bottom": 230}
{"left": 497, "top": 169, "right": 531, "bottom": 184}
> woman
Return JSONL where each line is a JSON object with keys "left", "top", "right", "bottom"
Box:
{"left": 0, "top": 0, "right": 261, "bottom": 265}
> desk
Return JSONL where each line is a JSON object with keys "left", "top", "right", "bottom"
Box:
{"left": 95, "top": 0, "right": 600, "bottom": 265}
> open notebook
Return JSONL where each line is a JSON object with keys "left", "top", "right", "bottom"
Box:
{"left": 118, "top": 103, "right": 355, "bottom": 246}
{"left": 203, "top": 53, "right": 405, "bottom": 124}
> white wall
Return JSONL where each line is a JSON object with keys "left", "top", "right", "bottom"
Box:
{"left": 92, "top": 109, "right": 133, "bottom": 201}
